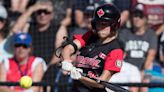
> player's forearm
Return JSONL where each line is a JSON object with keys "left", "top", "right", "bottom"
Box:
{"left": 79, "top": 70, "right": 112, "bottom": 88}
{"left": 80, "top": 76, "right": 104, "bottom": 88}
{"left": 61, "top": 45, "right": 75, "bottom": 61}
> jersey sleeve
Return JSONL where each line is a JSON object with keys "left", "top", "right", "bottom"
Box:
{"left": 73, "top": 31, "right": 93, "bottom": 47}
{"left": 104, "top": 49, "right": 124, "bottom": 72}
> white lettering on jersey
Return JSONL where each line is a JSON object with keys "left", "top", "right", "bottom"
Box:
{"left": 126, "top": 40, "right": 149, "bottom": 51}
{"left": 130, "top": 50, "right": 144, "bottom": 58}
{"left": 125, "top": 40, "right": 149, "bottom": 58}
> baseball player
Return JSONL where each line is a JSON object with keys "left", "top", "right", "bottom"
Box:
{"left": 59, "top": 4, "right": 124, "bottom": 92}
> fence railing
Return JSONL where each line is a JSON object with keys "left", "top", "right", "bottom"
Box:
{"left": 0, "top": 82, "right": 164, "bottom": 92}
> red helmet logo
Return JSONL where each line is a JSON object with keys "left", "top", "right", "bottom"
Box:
{"left": 97, "top": 9, "right": 104, "bottom": 18}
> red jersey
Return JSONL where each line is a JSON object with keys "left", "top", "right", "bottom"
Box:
{"left": 74, "top": 31, "right": 124, "bottom": 78}
{"left": 2, "top": 56, "right": 46, "bottom": 91}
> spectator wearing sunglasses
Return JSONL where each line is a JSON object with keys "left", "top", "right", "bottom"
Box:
{"left": 12, "top": 0, "right": 62, "bottom": 65}
{"left": 11, "top": 0, "right": 67, "bottom": 91}
{"left": 0, "top": 33, "right": 47, "bottom": 92}
{"left": 118, "top": 7, "right": 158, "bottom": 92}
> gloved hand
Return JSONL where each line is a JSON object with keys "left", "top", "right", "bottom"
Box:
{"left": 61, "top": 60, "right": 73, "bottom": 71}
{"left": 70, "top": 67, "right": 83, "bottom": 80}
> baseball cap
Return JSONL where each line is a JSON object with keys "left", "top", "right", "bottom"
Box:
{"left": 14, "top": 33, "right": 32, "bottom": 47}
{"left": 132, "top": 4, "right": 146, "bottom": 18}
{"left": 0, "top": 5, "right": 8, "bottom": 19}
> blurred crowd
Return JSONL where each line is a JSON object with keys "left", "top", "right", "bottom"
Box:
{"left": 0, "top": 0, "right": 163, "bottom": 92}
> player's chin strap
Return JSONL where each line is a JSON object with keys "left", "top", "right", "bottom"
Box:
{"left": 54, "top": 36, "right": 78, "bottom": 58}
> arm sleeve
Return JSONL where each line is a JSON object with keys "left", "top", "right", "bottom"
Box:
{"left": 104, "top": 49, "right": 124, "bottom": 72}
{"left": 73, "top": 31, "right": 93, "bottom": 47}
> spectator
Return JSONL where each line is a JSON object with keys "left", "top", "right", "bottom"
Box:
{"left": 118, "top": 7, "right": 158, "bottom": 92}
{"left": 106, "top": 62, "right": 141, "bottom": 92}
{"left": 0, "top": 33, "right": 47, "bottom": 92}
{"left": 12, "top": 0, "right": 63, "bottom": 65}
{"left": 0, "top": 4, "right": 14, "bottom": 62}
{"left": 131, "top": 0, "right": 164, "bottom": 36}
{"left": 12, "top": 1, "right": 68, "bottom": 91}
{"left": 119, "top": 8, "right": 158, "bottom": 71}
{"left": 131, "top": 2, "right": 164, "bottom": 90}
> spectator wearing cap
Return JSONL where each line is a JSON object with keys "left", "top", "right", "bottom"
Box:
{"left": 0, "top": 33, "right": 47, "bottom": 92}
{"left": 119, "top": 8, "right": 158, "bottom": 71}
{"left": 131, "top": 0, "right": 164, "bottom": 36}
{"left": 118, "top": 7, "right": 158, "bottom": 92}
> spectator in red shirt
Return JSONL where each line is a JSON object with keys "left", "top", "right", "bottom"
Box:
{"left": 0, "top": 33, "right": 47, "bottom": 92}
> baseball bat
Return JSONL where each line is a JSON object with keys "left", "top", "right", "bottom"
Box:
{"left": 81, "top": 73, "right": 130, "bottom": 92}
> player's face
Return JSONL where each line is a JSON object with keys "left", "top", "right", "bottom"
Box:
{"left": 95, "top": 21, "right": 111, "bottom": 38}
{"left": 14, "top": 44, "right": 31, "bottom": 60}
